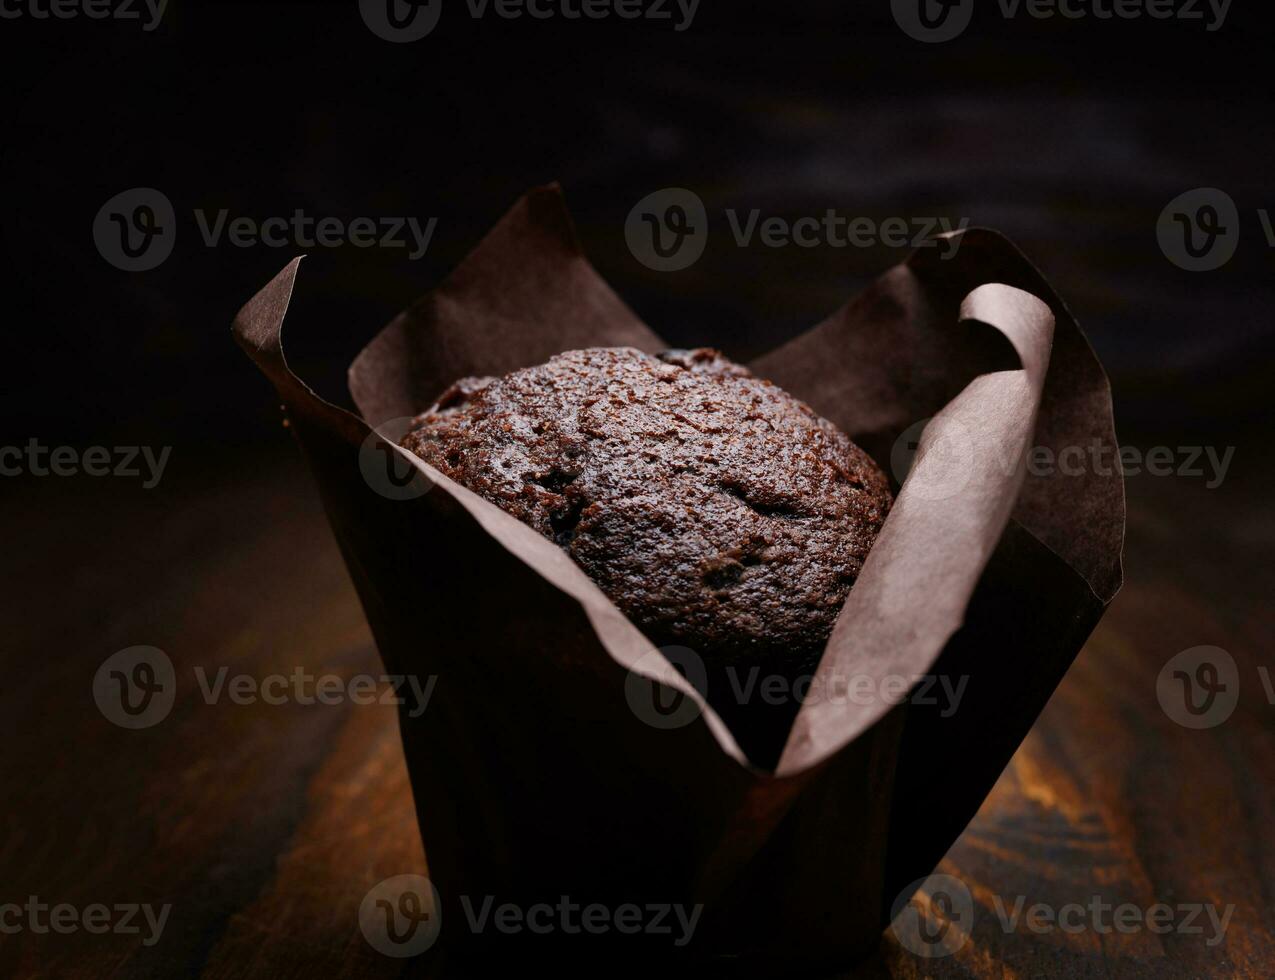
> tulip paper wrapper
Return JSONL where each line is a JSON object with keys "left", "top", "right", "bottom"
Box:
{"left": 233, "top": 186, "right": 1123, "bottom": 967}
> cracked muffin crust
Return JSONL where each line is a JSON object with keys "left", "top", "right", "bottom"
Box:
{"left": 399, "top": 347, "right": 892, "bottom": 681}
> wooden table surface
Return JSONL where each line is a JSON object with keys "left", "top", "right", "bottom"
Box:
{"left": 2, "top": 442, "right": 1270, "bottom": 979}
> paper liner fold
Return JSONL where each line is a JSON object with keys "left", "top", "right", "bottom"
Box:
{"left": 232, "top": 184, "right": 1124, "bottom": 966}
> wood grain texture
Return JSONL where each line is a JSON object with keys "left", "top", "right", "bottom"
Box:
{"left": 1, "top": 447, "right": 1269, "bottom": 978}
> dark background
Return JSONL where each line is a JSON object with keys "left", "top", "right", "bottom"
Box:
{"left": 2, "top": 2, "right": 1272, "bottom": 978}
{"left": 2, "top": 0, "right": 1272, "bottom": 456}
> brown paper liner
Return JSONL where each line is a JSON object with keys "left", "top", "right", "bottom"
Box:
{"left": 232, "top": 185, "right": 1123, "bottom": 970}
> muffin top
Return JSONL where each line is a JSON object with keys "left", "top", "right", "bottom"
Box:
{"left": 400, "top": 347, "right": 891, "bottom": 667}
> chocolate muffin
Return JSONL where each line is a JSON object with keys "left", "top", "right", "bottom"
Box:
{"left": 400, "top": 347, "right": 891, "bottom": 766}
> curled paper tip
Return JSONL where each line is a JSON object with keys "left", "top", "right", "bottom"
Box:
{"left": 231, "top": 255, "right": 303, "bottom": 351}
{"left": 777, "top": 279, "right": 1058, "bottom": 776}
{"left": 958, "top": 283, "right": 1055, "bottom": 381}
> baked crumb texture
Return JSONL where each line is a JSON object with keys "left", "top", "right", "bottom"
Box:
{"left": 401, "top": 347, "right": 892, "bottom": 683}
